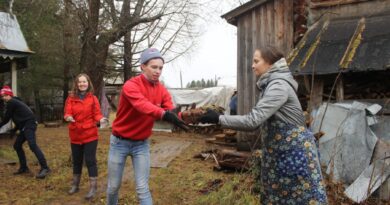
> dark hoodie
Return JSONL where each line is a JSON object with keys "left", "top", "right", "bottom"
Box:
{"left": 0, "top": 97, "right": 36, "bottom": 129}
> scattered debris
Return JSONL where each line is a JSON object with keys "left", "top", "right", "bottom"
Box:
{"left": 43, "top": 121, "right": 62, "bottom": 128}
{"left": 344, "top": 157, "right": 390, "bottom": 203}
{"left": 195, "top": 148, "right": 252, "bottom": 172}
{"left": 0, "top": 158, "right": 17, "bottom": 165}
{"left": 199, "top": 179, "right": 223, "bottom": 194}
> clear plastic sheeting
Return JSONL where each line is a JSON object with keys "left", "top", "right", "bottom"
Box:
{"left": 168, "top": 86, "right": 235, "bottom": 114}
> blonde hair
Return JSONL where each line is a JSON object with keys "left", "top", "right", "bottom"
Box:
{"left": 71, "top": 73, "right": 94, "bottom": 95}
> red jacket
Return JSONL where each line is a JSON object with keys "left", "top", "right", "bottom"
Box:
{"left": 112, "top": 74, "right": 174, "bottom": 140}
{"left": 64, "top": 92, "right": 103, "bottom": 144}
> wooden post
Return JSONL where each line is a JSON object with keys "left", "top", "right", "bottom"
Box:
{"left": 309, "top": 78, "right": 324, "bottom": 111}
{"left": 11, "top": 60, "right": 17, "bottom": 96}
{"left": 303, "top": 75, "right": 311, "bottom": 94}
{"left": 380, "top": 179, "right": 390, "bottom": 201}
{"left": 336, "top": 75, "right": 344, "bottom": 101}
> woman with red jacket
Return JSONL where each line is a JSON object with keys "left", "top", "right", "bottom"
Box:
{"left": 64, "top": 73, "right": 108, "bottom": 200}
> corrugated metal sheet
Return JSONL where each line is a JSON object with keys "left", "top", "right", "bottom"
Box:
{"left": 0, "top": 12, "right": 32, "bottom": 55}
{"left": 288, "top": 14, "right": 390, "bottom": 75}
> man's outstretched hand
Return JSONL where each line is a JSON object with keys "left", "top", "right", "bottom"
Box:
{"left": 162, "top": 111, "right": 189, "bottom": 132}
{"left": 198, "top": 109, "right": 220, "bottom": 124}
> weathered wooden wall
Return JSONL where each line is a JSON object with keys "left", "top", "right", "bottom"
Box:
{"left": 308, "top": 0, "right": 390, "bottom": 24}
{"left": 235, "top": 0, "right": 294, "bottom": 150}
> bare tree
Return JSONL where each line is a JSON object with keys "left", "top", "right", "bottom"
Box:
{"left": 66, "top": 0, "right": 202, "bottom": 99}
{"left": 103, "top": 0, "right": 201, "bottom": 81}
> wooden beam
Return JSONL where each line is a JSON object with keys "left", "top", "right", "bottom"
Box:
{"left": 309, "top": 78, "right": 324, "bottom": 111}
{"left": 309, "top": 0, "right": 370, "bottom": 9}
{"left": 380, "top": 179, "right": 390, "bottom": 201}
{"left": 11, "top": 60, "right": 17, "bottom": 96}
{"left": 335, "top": 75, "right": 344, "bottom": 101}
{"left": 303, "top": 75, "right": 312, "bottom": 94}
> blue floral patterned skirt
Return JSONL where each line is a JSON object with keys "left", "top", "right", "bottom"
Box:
{"left": 260, "top": 121, "right": 328, "bottom": 205}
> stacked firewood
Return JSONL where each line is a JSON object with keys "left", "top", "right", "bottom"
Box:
{"left": 177, "top": 105, "right": 225, "bottom": 134}
{"left": 181, "top": 105, "right": 225, "bottom": 124}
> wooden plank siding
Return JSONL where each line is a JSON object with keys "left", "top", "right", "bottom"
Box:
{"left": 234, "top": 0, "right": 294, "bottom": 150}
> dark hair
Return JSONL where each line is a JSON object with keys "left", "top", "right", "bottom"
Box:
{"left": 257, "top": 46, "right": 284, "bottom": 65}
{"left": 71, "top": 73, "right": 94, "bottom": 95}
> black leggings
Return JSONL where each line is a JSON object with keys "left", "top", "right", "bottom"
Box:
{"left": 71, "top": 140, "right": 98, "bottom": 177}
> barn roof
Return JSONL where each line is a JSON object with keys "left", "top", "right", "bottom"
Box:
{"left": 288, "top": 14, "right": 390, "bottom": 75}
{"left": 221, "top": 0, "right": 271, "bottom": 26}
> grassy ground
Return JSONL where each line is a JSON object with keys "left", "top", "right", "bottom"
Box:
{"left": 0, "top": 125, "right": 388, "bottom": 205}
{"left": 0, "top": 125, "right": 258, "bottom": 205}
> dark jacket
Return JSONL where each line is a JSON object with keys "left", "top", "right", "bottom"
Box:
{"left": 0, "top": 97, "right": 36, "bottom": 129}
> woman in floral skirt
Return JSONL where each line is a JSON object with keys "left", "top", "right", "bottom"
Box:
{"left": 198, "top": 46, "right": 328, "bottom": 205}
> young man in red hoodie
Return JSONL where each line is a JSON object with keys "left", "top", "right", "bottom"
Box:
{"left": 106, "top": 48, "right": 187, "bottom": 205}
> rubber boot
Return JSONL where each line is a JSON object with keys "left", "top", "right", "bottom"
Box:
{"left": 85, "top": 177, "right": 97, "bottom": 200}
{"left": 68, "top": 174, "right": 81, "bottom": 194}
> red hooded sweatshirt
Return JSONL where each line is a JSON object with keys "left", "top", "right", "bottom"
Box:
{"left": 112, "top": 74, "right": 174, "bottom": 140}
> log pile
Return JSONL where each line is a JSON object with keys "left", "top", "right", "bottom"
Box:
{"left": 194, "top": 148, "right": 252, "bottom": 172}
{"left": 194, "top": 129, "right": 255, "bottom": 171}
{"left": 293, "top": 0, "right": 308, "bottom": 44}
{"left": 205, "top": 129, "right": 237, "bottom": 147}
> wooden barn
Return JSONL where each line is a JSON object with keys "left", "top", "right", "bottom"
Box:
{"left": 222, "top": 0, "right": 390, "bottom": 148}
{"left": 222, "top": 0, "right": 390, "bottom": 201}
{"left": 222, "top": 0, "right": 303, "bottom": 150}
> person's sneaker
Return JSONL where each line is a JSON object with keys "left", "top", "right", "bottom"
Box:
{"left": 36, "top": 168, "right": 50, "bottom": 179}
{"left": 13, "top": 168, "right": 30, "bottom": 175}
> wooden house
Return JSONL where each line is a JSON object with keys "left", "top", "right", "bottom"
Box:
{"left": 0, "top": 12, "right": 32, "bottom": 95}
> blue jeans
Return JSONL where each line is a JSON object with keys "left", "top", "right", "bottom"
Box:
{"left": 106, "top": 135, "right": 152, "bottom": 205}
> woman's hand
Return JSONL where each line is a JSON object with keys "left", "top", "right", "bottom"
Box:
{"left": 65, "top": 116, "right": 75, "bottom": 122}
{"left": 99, "top": 117, "right": 109, "bottom": 128}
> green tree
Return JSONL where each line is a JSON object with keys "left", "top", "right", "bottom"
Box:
{"left": 201, "top": 78, "right": 206, "bottom": 88}
{"left": 12, "top": 0, "right": 71, "bottom": 120}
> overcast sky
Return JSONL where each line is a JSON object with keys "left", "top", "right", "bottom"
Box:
{"left": 160, "top": 2, "right": 240, "bottom": 88}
